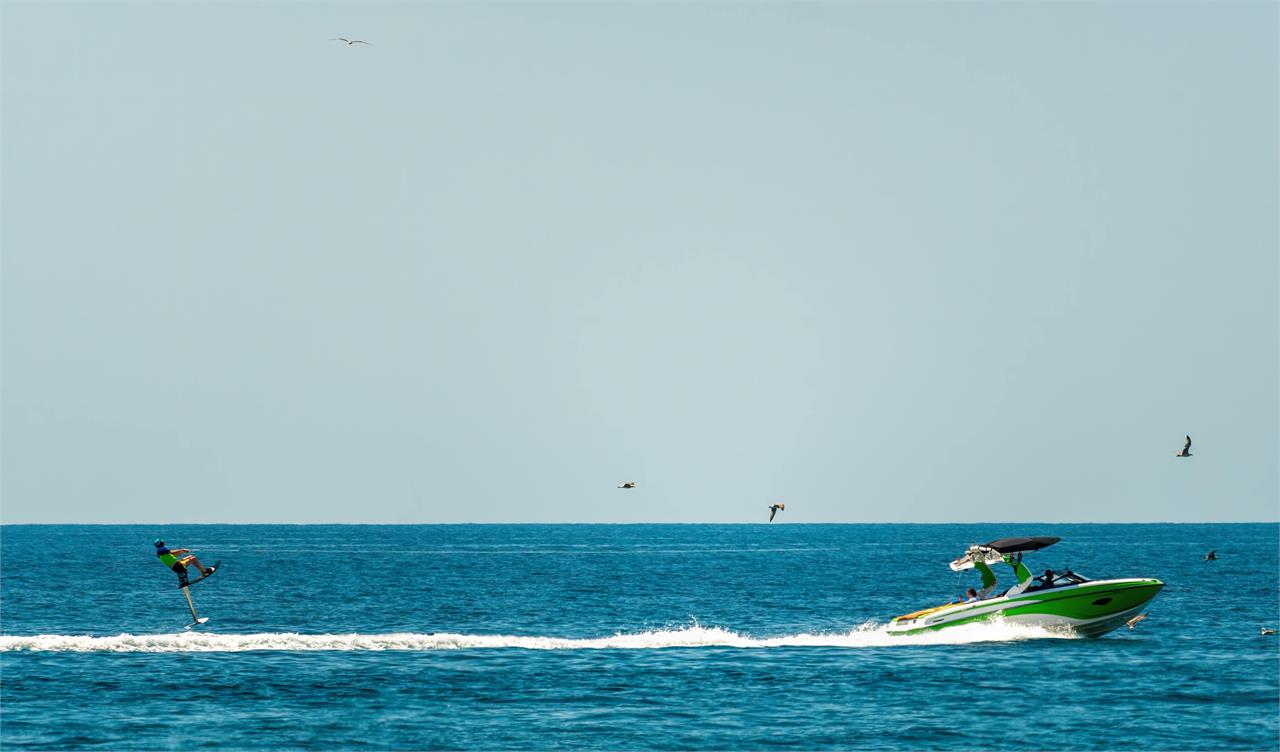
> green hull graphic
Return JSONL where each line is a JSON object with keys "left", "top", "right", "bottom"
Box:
{"left": 888, "top": 579, "right": 1164, "bottom": 638}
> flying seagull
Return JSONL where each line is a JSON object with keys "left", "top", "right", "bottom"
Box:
{"left": 768, "top": 503, "right": 785, "bottom": 522}
{"left": 1262, "top": 628, "right": 1277, "bottom": 636}
{"left": 1176, "top": 435, "right": 1192, "bottom": 457}
{"left": 1125, "top": 613, "right": 1148, "bottom": 630}
{"left": 617, "top": 481, "right": 636, "bottom": 489}
{"left": 1204, "top": 550, "right": 1217, "bottom": 562}
{"left": 330, "top": 37, "right": 370, "bottom": 45}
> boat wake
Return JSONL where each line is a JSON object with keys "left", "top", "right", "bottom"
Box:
{"left": 0, "top": 620, "right": 1073, "bottom": 653}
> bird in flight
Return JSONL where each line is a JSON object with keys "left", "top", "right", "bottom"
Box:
{"left": 330, "top": 38, "right": 370, "bottom": 45}
{"left": 1125, "top": 613, "right": 1147, "bottom": 630}
{"left": 617, "top": 481, "right": 636, "bottom": 489}
{"left": 1204, "top": 550, "right": 1217, "bottom": 562}
{"left": 1263, "top": 628, "right": 1277, "bottom": 636}
{"left": 768, "top": 503, "right": 785, "bottom": 522}
{"left": 1176, "top": 435, "right": 1192, "bottom": 457}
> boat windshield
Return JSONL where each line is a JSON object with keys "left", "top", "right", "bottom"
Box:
{"left": 1046, "top": 570, "right": 1091, "bottom": 587}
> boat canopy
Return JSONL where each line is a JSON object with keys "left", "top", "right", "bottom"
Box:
{"left": 949, "top": 536, "right": 1060, "bottom": 571}
{"left": 984, "top": 536, "right": 1060, "bottom": 553}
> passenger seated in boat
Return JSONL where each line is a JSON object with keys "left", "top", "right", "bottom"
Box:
{"left": 1034, "top": 569, "right": 1056, "bottom": 590}
{"left": 962, "top": 588, "right": 980, "bottom": 603}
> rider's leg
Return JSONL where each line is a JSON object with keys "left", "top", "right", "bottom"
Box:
{"left": 181, "top": 555, "right": 211, "bottom": 575}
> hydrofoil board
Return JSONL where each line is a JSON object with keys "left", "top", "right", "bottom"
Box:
{"left": 178, "top": 561, "right": 220, "bottom": 589}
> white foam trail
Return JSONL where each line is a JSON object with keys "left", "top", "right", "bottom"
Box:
{"left": 0, "top": 621, "right": 1071, "bottom": 653}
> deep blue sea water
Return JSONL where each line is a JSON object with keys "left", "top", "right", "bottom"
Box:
{"left": 2, "top": 524, "right": 1277, "bottom": 750}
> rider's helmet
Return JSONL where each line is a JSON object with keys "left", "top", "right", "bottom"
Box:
{"left": 154, "top": 539, "right": 165, "bottom": 547}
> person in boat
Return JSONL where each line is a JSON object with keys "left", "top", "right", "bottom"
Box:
{"left": 963, "top": 588, "right": 980, "bottom": 603}
{"left": 154, "top": 539, "right": 213, "bottom": 584}
{"left": 1035, "top": 569, "right": 1056, "bottom": 590}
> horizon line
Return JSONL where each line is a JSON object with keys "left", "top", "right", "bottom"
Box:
{"left": 3, "top": 520, "right": 1277, "bottom": 526}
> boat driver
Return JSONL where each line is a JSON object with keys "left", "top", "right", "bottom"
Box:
{"left": 1035, "top": 569, "right": 1056, "bottom": 590}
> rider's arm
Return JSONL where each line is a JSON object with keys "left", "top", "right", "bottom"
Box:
{"left": 170, "top": 548, "right": 190, "bottom": 555}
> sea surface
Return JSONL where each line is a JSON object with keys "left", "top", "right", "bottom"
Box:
{"left": 2, "top": 524, "right": 1277, "bottom": 750}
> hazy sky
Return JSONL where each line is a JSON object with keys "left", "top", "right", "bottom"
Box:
{"left": 3, "top": 1, "right": 1276, "bottom": 523}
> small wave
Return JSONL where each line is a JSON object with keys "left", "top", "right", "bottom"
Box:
{"left": 0, "top": 621, "right": 1070, "bottom": 653}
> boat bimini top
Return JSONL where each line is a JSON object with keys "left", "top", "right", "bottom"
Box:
{"left": 950, "top": 536, "right": 1061, "bottom": 570}
{"left": 949, "top": 536, "right": 1062, "bottom": 598}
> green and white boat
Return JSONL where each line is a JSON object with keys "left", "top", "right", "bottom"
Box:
{"left": 887, "top": 536, "right": 1163, "bottom": 638}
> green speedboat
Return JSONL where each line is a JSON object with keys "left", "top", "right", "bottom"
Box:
{"left": 887, "top": 536, "right": 1163, "bottom": 638}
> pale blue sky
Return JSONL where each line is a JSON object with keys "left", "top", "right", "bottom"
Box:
{"left": 2, "top": 1, "right": 1276, "bottom": 523}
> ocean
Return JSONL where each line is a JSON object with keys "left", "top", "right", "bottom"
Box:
{"left": 2, "top": 523, "right": 1276, "bottom": 750}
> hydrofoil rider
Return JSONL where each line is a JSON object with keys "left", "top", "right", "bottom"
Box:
{"left": 154, "top": 539, "right": 212, "bottom": 585}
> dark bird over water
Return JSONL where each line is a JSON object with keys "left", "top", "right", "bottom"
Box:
{"left": 1263, "top": 628, "right": 1277, "bottom": 636}
{"left": 330, "top": 37, "right": 370, "bottom": 45}
{"left": 1176, "top": 435, "right": 1192, "bottom": 457}
{"left": 617, "top": 481, "right": 636, "bottom": 489}
{"left": 1204, "top": 550, "right": 1217, "bottom": 562}
{"left": 768, "top": 503, "right": 785, "bottom": 522}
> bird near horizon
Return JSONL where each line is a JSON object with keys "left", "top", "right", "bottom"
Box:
{"left": 617, "top": 481, "right": 636, "bottom": 489}
{"left": 768, "top": 503, "right": 785, "bottom": 522}
{"left": 1176, "top": 435, "right": 1192, "bottom": 457}
{"left": 330, "top": 37, "right": 370, "bottom": 45}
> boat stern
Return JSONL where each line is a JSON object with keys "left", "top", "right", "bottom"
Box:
{"left": 886, "top": 602, "right": 985, "bottom": 636}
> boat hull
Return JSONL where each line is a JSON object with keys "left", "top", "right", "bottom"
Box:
{"left": 887, "top": 579, "right": 1164, "bottom": 638}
